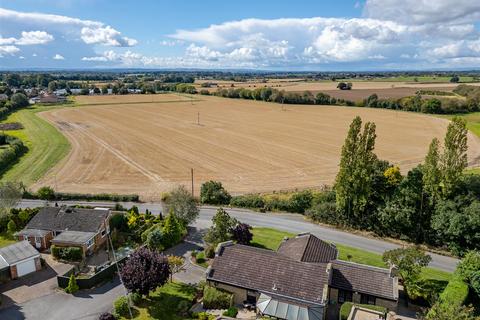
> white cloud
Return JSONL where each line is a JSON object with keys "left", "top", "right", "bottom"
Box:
{"left": 0, "top": 8, "right": 137, "bottom": 47}
{"left": 19, "top": 56, "right": 25, "bottom": 59}
{"left": 16, "top": 31, "right": 54, "bottom": 45}
{"left": 53, "top": 53, "right": 64, "bottom": 60}
{"left": 32, "top": 53, "right": 37, "bottom": 57}
{"left": 81, "top": 26, "right": 137, "bottom": 47}
{"left": 0, "top": 45, "right": 20, "bottom": 56}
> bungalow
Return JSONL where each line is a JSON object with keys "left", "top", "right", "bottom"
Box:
{"left": 206, "top": 233, "right": 398, "bottom": 320}
{"left": 16, "top": 206, "right": 111, "bottom": 257}
{"left": 0, "top": 241, "right": 41, "bottom": 280}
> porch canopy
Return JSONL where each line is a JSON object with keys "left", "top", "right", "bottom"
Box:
{"left": 256, "top": 293, "right": 324, "bottom": 320}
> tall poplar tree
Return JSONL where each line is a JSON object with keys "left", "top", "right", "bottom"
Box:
{"left": 335, "top": 116, "right": 377, "bottom": 226}
{"left": 440, "top": 117, "right": 468, "bottom": 198}
{"left": 423, "top": 138, "right": 441, "bottom": 203}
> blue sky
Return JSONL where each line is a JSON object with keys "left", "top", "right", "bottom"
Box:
{"left": 1, "top": 0, "right": 480, "bottom": 70}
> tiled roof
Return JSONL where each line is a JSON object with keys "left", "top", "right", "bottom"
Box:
{"left": 331, "top": 260, "right": 398, "bottom": 301}
{"left": 26, "top": 206, "right": 109, "bottom": 233}
{"left": 0, "top": 241, "right": 40, "bottom": 265}
{"left": 277, "top": 233, "right": 338, "bottom": 263}
{"left": 207, "top": 244, "right": 330, "bottom": 305}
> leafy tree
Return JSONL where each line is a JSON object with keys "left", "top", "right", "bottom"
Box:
{"left": 0, "top": 181, "right": 22, "bottom": 219}
{"left": 9, "top": 93, "right": 29, "bottom": 109}
{"left": 7, "top": 219, "right": 16, "bottom": 233}
{"left": 164, "top": 185, "right": 199, "bottom": 226}
{"left": 231, "top": 223, "right": 253, "bottom": 245}
{"left": 48, "top": 81, "right": 57, "bottom": 92}
{"left": 440, "top": 117, "right": 468, "bottom": 198}
{"left": 167, "top": 255, "right": 185, "bottom": 282}
{"left": 120, "top": 247, "right": 170, "bottom": 296}
{"left": 109, "top": 213, "right": 128, "bottom": 232}
{"left": 145, "top": 228, "right": 164, "bottom": 250}
{"left": 471, "top": 271, "right": 480, "bottom": 297}
{"left": 37, "top": 186, "right": 55, "bottom": 200}
{"left": 204, "top": 208, "right": 237, "bottom": 246}
{"left": 200, "top": 181, "right": 231, "bottom": 205}
{"left": 379, "top": 166, "right": 432, "bottom": 243}
{"left": 421, "top": 98, "right": 442, "bottom": 114}
{"left": 335, "top": 117, "right": 377, "bottom": 227}
{"left": 431, "top": 197, "right": 480, "bottom": 254}
{"left": 101, "top": 86, "right": 109, "bottom": 94}
{"left": 113, "top": 296, "right": 130, "bottom": 318}
{"left": 450, "top": 75, "right": 460, "bottom": 83}
{"left": 383, "top": 166, "right": 403, "bottom": 187}
{"left": 65, "top": 274, "right": 79, "bottom": 294}
{"left": 162, "top": 210, "right": 183, "bottom": 248}
{"left": 289, "top": 190, "right": 313, "bottom": 213}
{"left": 382, "top": 246, "right": 431, "bottom": 296}
{"left": 456, "top": 250, "right": 480, "bottom": 282}
{"left": 423, "top": 138, "right": 442, "bottom": 203}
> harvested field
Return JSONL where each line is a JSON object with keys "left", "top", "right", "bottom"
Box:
{"left": 36, "top": 94, "right": 480, "bottom": 200}
{"left": 75, "top": 93, "right": 194, "bottom": 105}
{"left": 200, "top": 80, "right": 480, "bottom": 100}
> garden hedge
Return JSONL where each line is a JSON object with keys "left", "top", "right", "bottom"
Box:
{"left": 51, "top": 245, "right": 83, "bottom": 261}
{"left": 202, "top": 286, "right": 233, "bottom": 309}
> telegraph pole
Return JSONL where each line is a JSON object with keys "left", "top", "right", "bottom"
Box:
{"left": 197, "top": 112, "right": 200, "bottom": 125}
{"left": 191, "top": 168, "right": 194, "bottom": 196}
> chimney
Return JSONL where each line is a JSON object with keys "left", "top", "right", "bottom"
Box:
{"left": 215, "top": 240, "right": 234, "bottom": 257}
{"left": 389, "top": 264, "right": 398, "bottom": 278}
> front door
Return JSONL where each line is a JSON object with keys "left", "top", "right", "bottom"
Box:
{"left": 34, "top": 237, "right": 42, "bottom": 249}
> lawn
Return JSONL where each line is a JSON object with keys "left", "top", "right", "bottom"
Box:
{"left": 0, "top": 105, "right": 71, "bottom": 186}
{"left": 120, "top": 282, "right": 196, "bottom": 320}
{"left": 0, "top": 232, "right": 16, "bottom": 248}
{"left": 250, "top": 227, "right": 452, "bottom": 282}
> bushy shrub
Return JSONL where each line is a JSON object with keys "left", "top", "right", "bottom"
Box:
{"left": 145, "top": 228, "right": 164, "bottom": 250}
{"left": 98, "top": 312, "right": 116, "bottom": 320}
{"left": 289, "top": 190, "right": 313, "bottom": 213}
{"left": 65, "top": 274, "right": 79, "bottom": 294}
{"left": 113, "top": 296, "right": 130, "bottom": 318}
{"left": 109, "top": 213, "right": 128, "bottom": 232}
{"left": 128, "top": 292, "right": 142, "bottom": 306}
{"left": 223, "top": 306, "right": 238, "bottom": 317}
{"left": 200, "top": 181, "right": 231, "bottom": 205}
{"left": 205, "top": 245, "right": 215, "bottom": 259}
{"left": 196, "top": 251, "right": 206, "bottom": 264}
{"left": 230, "top": 194, "right": 264, "bottom": 208}
{"left": 7, "top": 219, "right": 16, "bottom": 233}
{"left": 37, "top": 186, "right": 55, "bottom": 200}
{"left": 51, "top": 245, "right": 83, "bottom": 261}
{"left": 202, "top": 286, "right": 233, "bottom": 309}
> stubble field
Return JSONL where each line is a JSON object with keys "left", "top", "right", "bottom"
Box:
{"left": 198, "top": 80, "right": 480, "bottom": 100}
{"left": 36, "top": 94, "right": 480, "bottom": 200}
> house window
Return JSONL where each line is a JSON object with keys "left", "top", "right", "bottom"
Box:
{"left": 101, "top": 229, "right": 106, "bottom": 237}
{"left": 338, "top": 290, "right": 353, "bottom": 304}
{"left": 86, "top": 238, "right": 94, "bottom": 248}
{"left": 360, "top": 294, "right": 376, "bottom": 305}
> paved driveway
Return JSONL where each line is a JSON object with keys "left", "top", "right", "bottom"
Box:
{"left": 0, "top": 254, "right": 72, "bottom": 309}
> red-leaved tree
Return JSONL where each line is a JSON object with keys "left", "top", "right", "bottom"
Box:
{"left": 120, "top": 247, "right": 170, "bottom": 295}
{"left": 231, "top": 223, "right": 253, "bottom": 245}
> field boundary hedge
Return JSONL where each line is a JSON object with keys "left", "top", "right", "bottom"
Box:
{"left": 23, "top": 191, "right": 140, "bottom": 202}
{"left": 0, "top": 134, "right": 27, "bottom": 176}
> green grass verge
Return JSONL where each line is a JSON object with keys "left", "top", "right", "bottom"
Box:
{"left": 120, "top": 282, "right": 196, "bottom": 320}
{"left": 0, "top": 232, "right": 16, "bottom": 248}
{"left": 439, "top": 112, "right": 480, "bottom": 138}
{"left": 0, "top": 105, "right": 71, "bottom": 186}
{"left": 250, "top": 227, "right": 452, "bottom": 282}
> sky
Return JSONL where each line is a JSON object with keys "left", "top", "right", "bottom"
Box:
{"left": 1, "top": 0, "right": 480, "bottom": 70}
